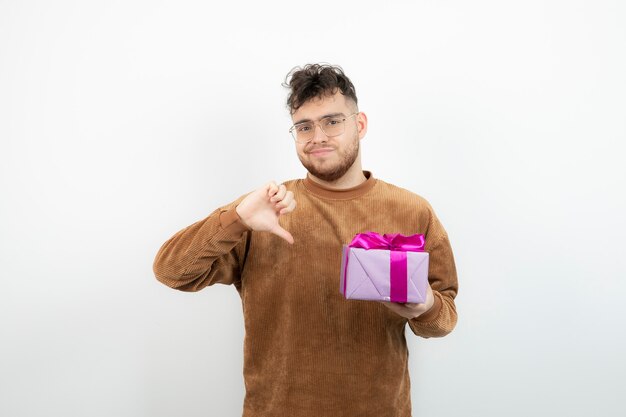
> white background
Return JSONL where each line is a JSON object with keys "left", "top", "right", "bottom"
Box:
{"left": 1, "top": 1, "right": 625, "bottom": 416}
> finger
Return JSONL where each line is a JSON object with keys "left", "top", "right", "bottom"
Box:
{"left": 381, "top": 302, "right": 404, "bottom": 314}
{"left": 381, "top": 301, "right": 398, "bottom": 308}
{"left": 270, "top": 184, "right": 283, "bottom": 201}
{"left": 275, "top": 191, "right": 294, "bottom": 209}
{"left": 279, "top": 199, "right": 296, "bottom": 215}
{"left": 267, "top": 181, "right": 279, "bottom": 198}
{"left": 271, "top": 184, "right": 287, "bottom": 202}
{"left": 271, "top": 225, "right": 294, "bottom": 244}
{"left": 382, "top": 302, "right": 410, "bottom": 312}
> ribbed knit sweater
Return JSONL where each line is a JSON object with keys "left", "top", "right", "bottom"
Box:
{"left": 153, "top": 171, "right": 458, "bottom": 417}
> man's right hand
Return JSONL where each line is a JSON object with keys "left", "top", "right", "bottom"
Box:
{"left": 235, "top": 181, "right": 297, "bottom": 244}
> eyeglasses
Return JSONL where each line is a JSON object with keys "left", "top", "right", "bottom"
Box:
{"left": 289, "top": 113, "right": 359, "bottom": 144}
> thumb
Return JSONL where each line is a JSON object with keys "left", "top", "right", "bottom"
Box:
{"left": 271, "top": 225, "right": 294, "bottom": 245}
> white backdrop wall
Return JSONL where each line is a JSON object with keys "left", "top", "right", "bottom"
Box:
{"left": 1, "top": 1, "right": 625, "bottom": 416}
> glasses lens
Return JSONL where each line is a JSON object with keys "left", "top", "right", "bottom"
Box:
{"left": 294, "top": 123, "right": 314, "bottom": 143}
{"left": 322, "top": 117, "right": 345, "bottom": 137}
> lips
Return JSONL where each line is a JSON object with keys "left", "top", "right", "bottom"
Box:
{"left": 308, "top": 147, "right": 334, "bottom": 155}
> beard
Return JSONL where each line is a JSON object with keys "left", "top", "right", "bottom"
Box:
{"left": 298, "top": 133, "right": 360, "bottom": 182}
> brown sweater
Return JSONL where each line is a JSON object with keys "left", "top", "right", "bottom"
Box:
{"left": 153, "top": 171, "right": 458, "bottom": 417}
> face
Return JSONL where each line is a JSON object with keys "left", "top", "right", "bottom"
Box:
{"left": 291, "top": 92, "right": 367, "bottom": 182}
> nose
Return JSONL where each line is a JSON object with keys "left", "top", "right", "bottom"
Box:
{"left": 310, "top": 123, "right": 328, "bottom": 144}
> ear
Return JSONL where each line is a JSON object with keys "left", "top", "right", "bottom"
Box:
{"left": 356, "top": 112, "right": 368, "bottom": 140}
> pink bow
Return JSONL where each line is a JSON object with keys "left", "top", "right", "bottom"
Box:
{"left": 348, "top": 232, "right": 425, "bottom": 252}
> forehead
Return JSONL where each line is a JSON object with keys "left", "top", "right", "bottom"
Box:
{"left": 291, "top": 92, "right": 353, "bottom": 123}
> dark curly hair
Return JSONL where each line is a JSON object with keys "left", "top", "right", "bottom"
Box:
{"left": 283, "top": 63, "right": 358, "bottom": 114}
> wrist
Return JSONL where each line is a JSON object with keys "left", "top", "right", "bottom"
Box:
{"left": 412, "top": 292, "right": 441, "bottom": 322}
{"left": 235, "top": 205, "right": 252, "bottom": 229}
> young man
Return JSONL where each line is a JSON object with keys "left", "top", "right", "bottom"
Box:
{"left": 153, "top": 64, "right": 458, "bottom": 417}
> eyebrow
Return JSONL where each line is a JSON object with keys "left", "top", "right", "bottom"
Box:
{"left": 293, "top": 112, "right": 346, "bottom": 125}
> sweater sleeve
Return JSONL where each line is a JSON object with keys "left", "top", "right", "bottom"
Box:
{"left": 407, "top": 203, "right": 459, "bottom": 338}
{"left": 152, "top": 197, "right": 252, "bottom": 292}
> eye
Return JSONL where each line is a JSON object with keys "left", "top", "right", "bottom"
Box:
{"left": 326, "top": 118, "right": 342, "bottom": 126}
{"left": 296, "top": 124, "right": 312, "bottom": 132}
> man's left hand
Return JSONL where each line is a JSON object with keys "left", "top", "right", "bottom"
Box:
{"left": 381, "top": 284, "right": 435, "bottom": 319}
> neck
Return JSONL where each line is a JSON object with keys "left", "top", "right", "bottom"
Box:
{"left": 307, "top": 162, "right": 367, "bottom": 189}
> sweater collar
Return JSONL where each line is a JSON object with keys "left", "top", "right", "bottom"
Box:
{"left": 302, "top": 170, "right": 376, "bottom": 200}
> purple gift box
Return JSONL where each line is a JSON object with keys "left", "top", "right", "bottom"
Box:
{"left": 339, "top": 232, "right": 429, "bottom": 303}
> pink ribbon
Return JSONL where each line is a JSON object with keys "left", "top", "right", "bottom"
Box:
{"left": 347, "top": 232, "right": 425, "bottom": 303}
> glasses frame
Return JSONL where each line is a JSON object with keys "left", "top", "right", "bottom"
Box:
{"left": 289, "top": 112, "right": 359, "bottom": 144}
